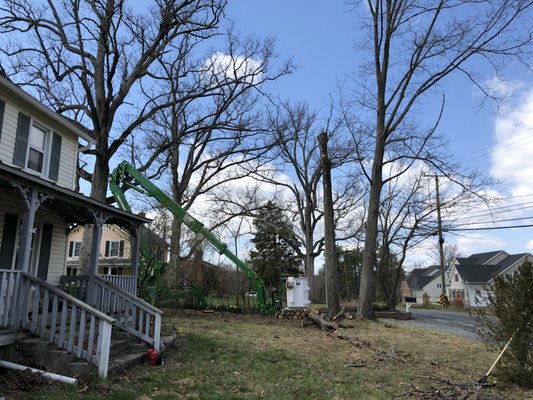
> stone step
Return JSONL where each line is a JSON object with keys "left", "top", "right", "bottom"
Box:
{"left": 0, "top": 329, "right": 23, "bottom": 347}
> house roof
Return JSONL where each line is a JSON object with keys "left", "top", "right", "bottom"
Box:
{"left": 494, "top": 253, "right": 528, "bottom": 275}
{"left": 455, "top": 251, "right": 530, "bottom": 284}
{"left": 140, "top": 225, "right": 168, "bottom": 248}
{"left": 0, "top": 162, "right": 150, "bottom": 226}
{"left": 455, "top": 264, "right": 501, "bottom": 283}
{"left": 407, "top": 265, "right": 440, "bottom": 290}
{"left": 456, "top": 250, "right": 504, "bottom": 266}
{"left": 0, "top": 75, "right": 94, "bottom": 144}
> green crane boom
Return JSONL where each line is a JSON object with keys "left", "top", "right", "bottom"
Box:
{"left": 109, "top": 161, "right": 280, "bottom": 313}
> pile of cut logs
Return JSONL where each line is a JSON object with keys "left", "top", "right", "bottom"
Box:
{"left": 274, "top": 309, "right": 309, "bottom": 320}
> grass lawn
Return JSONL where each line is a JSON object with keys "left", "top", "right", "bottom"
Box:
{"left": 10, "top": 310, "right": 533, "bottom": 400}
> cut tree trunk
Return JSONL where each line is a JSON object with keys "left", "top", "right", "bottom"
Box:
{"left": 307, "top": 312, "right": 338, "bottom": 331}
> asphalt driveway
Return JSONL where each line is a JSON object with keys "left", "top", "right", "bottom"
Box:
{"left": 382, "top": 307, "right": 480, "bottom": 341}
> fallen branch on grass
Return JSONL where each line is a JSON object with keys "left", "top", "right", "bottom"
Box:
{"left": 306, "top": 312, "right": 338, "bottom": 331}
{"left": 388, "top": 376, "right": 506, "bottom": 399}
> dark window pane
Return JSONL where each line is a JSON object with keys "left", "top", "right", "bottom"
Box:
{"left": 27, "top": 148, "right": 43, "bottom": 172}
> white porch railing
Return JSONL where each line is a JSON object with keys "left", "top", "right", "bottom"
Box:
{"left": 60, "top": 275, "right": 162, "bottom": 350}
{"left": 98, "top": 274, "right": 136, "bottom": 295}
{"left": 93, "top": 276, "right": 162, "bottom": 350}
{"left": 0, "top": 269, "right": 19, "bottom": 327}
{"left": 0, "top": 270, "right": 114, "bottom": 378}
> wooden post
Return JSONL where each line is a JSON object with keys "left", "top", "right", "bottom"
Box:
{"left": 153, "top": 312, "right": 161, "bottom": 350}
{"left": 130, "top": 225, "right": 141, "bottom": 296}
{"left": 96, "top": 319, "right": 112, "bottom": 378}
{"left": 15, "top": 187, "right": 47, "bottom": 273}
{"left": 318, "top": 132, "right": 340, "bottom": 317}
{"left": 88, "top": 211, "right": 106, "bottom": 306}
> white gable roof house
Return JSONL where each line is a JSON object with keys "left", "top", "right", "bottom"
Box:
{"left": 0, "top": 75, "right": 162, "bottom": 379}
{"left": 448, "top": 250, "right": 533, "bottom": 307}
{"left": 404, "top": 265, "right": 443, "bottom": 303}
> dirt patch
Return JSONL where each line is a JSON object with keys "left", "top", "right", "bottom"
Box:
{"left": 0, "top": 367, "right": 60, "bottom": 399}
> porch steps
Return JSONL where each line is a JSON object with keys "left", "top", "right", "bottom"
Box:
{"left": 0, "top": 327, "right": 168, "bottom": 377}
{"left": 0, "top": 329, "right": 22, "bottom": 347}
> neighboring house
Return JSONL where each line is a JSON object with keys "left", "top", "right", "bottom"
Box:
{"left": 448, "top": 250, "right": 533, "bottom": 307}
{"left": 403, "top": 265, "right": 443, "bottom": 303}
{"left": 67, "top": 224, "right": 133, "bottom": 276}
{"left": 0, "top": 75, "right": 162, "bottom": 377}
{"left": 66, "top": 224, "right": 168, "bottom": 276}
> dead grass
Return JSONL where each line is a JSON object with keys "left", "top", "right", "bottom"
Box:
{"left": 10, "top": 309, "right": 533, "bottom": 400}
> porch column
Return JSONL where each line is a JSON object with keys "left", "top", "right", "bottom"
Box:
{"left": 130, "top": 225, "right": 141, "bottom": 296}
{"left": 87, "top": 211, "right": 107, "bottom": 306}
{"left": 14, "top": 186, "right": 48, "bottom": 273}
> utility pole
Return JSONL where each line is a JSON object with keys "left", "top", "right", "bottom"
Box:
{"left": 426, "top": 174, "right": 447, "bottom": 308}
{"left": 318, "top": 132, "right": 340, "bottom": 317}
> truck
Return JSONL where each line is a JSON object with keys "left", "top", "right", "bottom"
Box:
{"left": 108, "top": 161, "right": 281, "bottom": 313}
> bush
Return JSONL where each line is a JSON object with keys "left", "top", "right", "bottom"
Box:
{"left": 422, "top": 293, "right": 430, "bottom": 308}
{"left": 474, "top": 261, "right": 533, "bottom": 387}
{"left": 452, "top": 293, "right": 465, "bottom": 309}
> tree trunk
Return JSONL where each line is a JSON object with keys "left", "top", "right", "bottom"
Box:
{"left": 77, "top": 153, "right": 110, "bottom": 274}
{"left": 358, "top": 133, "right": 385, "bottom": 319}
{"left": 304, "top": 241, "right": 316, "bottom": 300}
{"left": 318, "top": 132, "right": 340, "bottom": 318}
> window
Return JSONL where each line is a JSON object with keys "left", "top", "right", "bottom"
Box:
{"left": 27, "top": 123, "right": 47, "bottom": 173}
{"left": 105, "top": 240, "right": 124, "bottom": 258}
{"left": 454, "top": 273, "right": 459, "bottom": 282}
{"left": 102, "top": 266, "right": 122, "bottom": 275}
{"left": 66, "top": 267, "right": 78, "bottom": 276}
{"left": 437, "top": 283, "right": 442, "bottom": 289}
{"left": 68, "top": 241, "right": 82, "bottom": 258}
{"left": 13, "top": 112, "right": 62, "bottom": 181}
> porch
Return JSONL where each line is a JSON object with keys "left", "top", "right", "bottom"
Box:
{"left": 0, "top": 163, "right": 162, "bottom": 378}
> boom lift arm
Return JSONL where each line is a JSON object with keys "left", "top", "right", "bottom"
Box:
{"left": 109, "top": 161, "right": 280, "bottom": 313}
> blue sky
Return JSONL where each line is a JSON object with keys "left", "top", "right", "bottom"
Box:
{"left": 225, "top": 1, "right": 533, "bottom": 266}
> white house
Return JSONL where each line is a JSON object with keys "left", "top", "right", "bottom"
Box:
{"left": 0, "top": 75, "right": 161, "bottom": 377}
{"left": 448, "top": 251, "right": 533, "bottom": 307}
{"left": 403, "top": 265, "right": 443, "bottom": 303}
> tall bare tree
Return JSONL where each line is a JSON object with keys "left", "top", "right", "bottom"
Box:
{"left": 128, "top": 30, "right": 292, "bottom": 278}
{"left": 0, "top": 0, "right": 227, "bottom": 272}
{"left": 343, "top": 0, "right": 533, "bottom": 318}
{"left": 210, "top": 103, "right": 364, "bottom": 299}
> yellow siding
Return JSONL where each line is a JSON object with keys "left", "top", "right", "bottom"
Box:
{"left": 67, "top": 225, "right": 132, "bottom": 261}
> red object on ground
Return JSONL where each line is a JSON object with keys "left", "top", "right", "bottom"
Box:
{"left": 147, "top": 347, "right": 160, "bottom": 366}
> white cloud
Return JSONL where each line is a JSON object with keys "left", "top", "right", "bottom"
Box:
{"left": 484, "top": 76, "right": 523, "bottom": 103}
{"left": 525, "top": 240, "right": 533, "bottom": 252}
{"left": 455, "top": 233, "right": 506, "bottom": 255}
{"left": 491, "top": 89, "right": 533, "bottom": 197}
{"left": 202, "top": 52, "right": 262, "bottom": 86}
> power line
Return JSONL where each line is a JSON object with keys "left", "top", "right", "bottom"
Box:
{"left": 459, "top": 127, "right": 533, "bottom": 164}
{"left": 450, "top": 204, "right": 533, "bottom": 222}
{"left": 449, "top": 223, "right": 533, "bottom": 232}
{"left": 446, "top": 215, "right": 533, "bottom": 227}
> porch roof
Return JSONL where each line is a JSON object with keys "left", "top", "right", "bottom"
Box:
{"left": 0, "top": 162, "right": 150, "bottom": 227}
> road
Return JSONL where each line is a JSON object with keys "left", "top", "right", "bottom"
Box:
{"left": 385, "top": 308, "right": 480, "bottom": 341}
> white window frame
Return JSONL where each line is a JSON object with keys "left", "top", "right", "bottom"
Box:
{"left": 69, "top": 241, "right": 82, "bottom": 258}
{"left": 107, "top": 240, "right": 122, "bottom": 258}
{"left": 26, "top": 121, "right": 50, "bottom": 176}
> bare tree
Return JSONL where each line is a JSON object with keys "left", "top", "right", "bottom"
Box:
{"left": 208, "top": 103, "right": 364, "bottom": 302}
{"left": 318, "top": 132, "right": 340, "bottom": 316}
{"left": 128, "top": 30, "right": 292, "bottom": 278}
{"left": 258, "top": 103, "right": 363, "bottom": 294}
{"left": 0, "top": 0, "right": 228, "bottom": 272}
{"left": 342, "top": 0, "right": 533, "bottom": 318}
